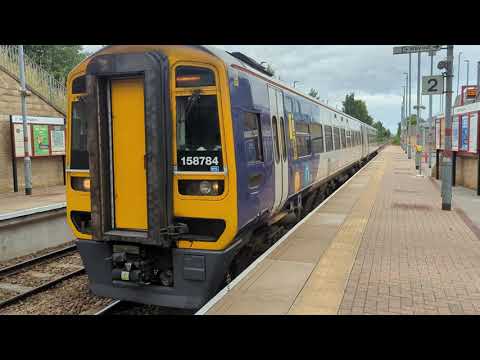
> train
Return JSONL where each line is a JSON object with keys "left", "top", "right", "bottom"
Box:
{"left": 66, "top": 45, "right": 380, "bottom": 309}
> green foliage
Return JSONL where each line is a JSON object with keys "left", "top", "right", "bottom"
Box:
{"left": 342, "top": 92, "right": 392, "bottom": 142}
{"left": 406, "top": 114, "right": 417, "bottom": 126}
{"left": 265, "top": 64, "right": 275, "bottom": 76}
{"left": 342, "top": 93, "right": 374, "bottom": 126}
{"left": 308, "top": 88, "right": 320, "bottom": 100}
{"left": 23, "top": 45, "right": 90, "bottom": 84}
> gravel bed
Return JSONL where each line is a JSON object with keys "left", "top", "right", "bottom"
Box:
{"left": 0, "top": 241, "right": 76, "bottom": 270}
{"left": 0, "top": 253, "right": 83, "bottom": 288}
{"left": 0, "top": 274, "right": 113, "bottom": 315}
{"left": 109, "top": 302, "right": 194, "bottom": 315}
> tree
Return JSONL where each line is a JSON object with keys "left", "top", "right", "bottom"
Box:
{"left": 406, "top": 114, "right": 417, "bottom": 126}
{"left": 308, "top": 88, "right": 320, "bottom": 100}
{"left": 342, "top": 92, "right": 373, "bottom": 126}
{"left": 265, "top": 64, "right": 275, "bottom": 76}
{"left": 23, "top": 45, "right": 90, "bottom": 84}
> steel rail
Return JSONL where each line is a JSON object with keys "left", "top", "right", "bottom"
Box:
{"left": 94, "top": 300, "right": 122, "bottom": 315}
{"left": 0, "top": 244, "right": 78, "bottom": 278}
{"left": 0, "top": 267, "right": 85, "bottom": 309}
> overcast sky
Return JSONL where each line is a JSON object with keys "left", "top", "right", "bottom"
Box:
{"left": 84, "top": 45, "right": 480, "bottom": 133}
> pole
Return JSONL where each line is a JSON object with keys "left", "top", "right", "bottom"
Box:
{"left": 416, "top": 52, "right": 422, "bottom": 173}
{"left": 466, "top": 60, "right": 470, "bottom": 87}
{"left": 408, "top": 53, "right": 412, "bottom": 159}
{"left": 456, "top": 51, "right": 462, "bottom": 101}
{"left": 429, "top": 52, "right": 434, "bottom": 168}
{"left": 441, "top": 45, "right": 454, "bottom": 211}
{"left": 18, "top": 45, "right": 32, "bottom": 196}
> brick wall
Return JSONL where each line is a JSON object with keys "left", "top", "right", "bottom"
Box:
{"left": 0, "top": 68, "right": 65, "bottom": 193}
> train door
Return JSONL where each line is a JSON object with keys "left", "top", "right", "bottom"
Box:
{"left": 268, "top": 85, "right": 284, "bottom": 213}
{"left": 110, "top": 77, "right": 148, "bottom": 230}
{"left": 276, "top": 89, "right": 289, "bottom": 208}
{"left": 361, "top": 125, "right": 368, "bottom": 157}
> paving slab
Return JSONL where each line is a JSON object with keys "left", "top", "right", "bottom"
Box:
{"left": 201, "top": 146, "right": 480, "bottom": 315}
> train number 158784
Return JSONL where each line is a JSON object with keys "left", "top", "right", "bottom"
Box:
{"left": 179, "top": 156, "right": 219, "bottom": 166}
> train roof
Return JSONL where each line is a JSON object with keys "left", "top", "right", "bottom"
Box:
{"left": 73, "top": 45, "right": 377, "bottom": 131}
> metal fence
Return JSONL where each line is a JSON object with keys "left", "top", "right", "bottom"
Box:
{"left": 0, "top": 45, "right": 67, "bottom": 114}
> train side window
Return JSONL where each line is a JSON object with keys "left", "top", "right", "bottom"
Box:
{"left": 272, "top": 116, "right": 280, "bottom": 163}
{"left": 324, "top": 125, "right": 333, "bottom": 152}
{"left": 311, "top": 123, "right": 324, "bottom": 154}
{"left": 244, "top": 112, "right": 263, "bottom": 163}
{"left": 295, "top": 120, "right": 311, "bottom": 157}
{"left": 333, "top": 127, "right": 341, "bottom": 150}
{"left": 346, "top": 130, "right": 351, "bottom": 147}
{"left": 340, "top": 128, "right": 346, "bottom": 148}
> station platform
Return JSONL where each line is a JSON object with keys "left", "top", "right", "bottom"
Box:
{"left": 0, "top": 185, "right": 65, "bottom": 221}
{"left": 197, "top": 145, "right": 480, "bottom": 315}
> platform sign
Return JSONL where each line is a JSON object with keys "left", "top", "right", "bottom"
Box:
{"left": 452, "top": 116, "right": 459, "bottom": 151}
{"left": 393, "top": 45, "right": 442, "bottom": 55}
{"left": 422, "top": 75, "right": 444, "bottom": 95}
{"left": 469, "top": 112, "right": 478, "bottom": 153}
{"left": 435, "top": 118, "right": 441, "bottom": 149}
{"left": 461, "top": 114, "right": 469, "bottom": 151}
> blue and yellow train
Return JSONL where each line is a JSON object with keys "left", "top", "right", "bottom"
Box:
{"left": 66, "top": 45, "right": 379, "bottom": 309}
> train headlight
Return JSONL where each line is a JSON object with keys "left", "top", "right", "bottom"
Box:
{"left": 178, "top": 180, "right": 224, "bottom": 196}
{"left": 199, "top": 181, "right": 213, "bottom": 195}
{"left": 71, "top": 177, "right": 91, "bottom": 192}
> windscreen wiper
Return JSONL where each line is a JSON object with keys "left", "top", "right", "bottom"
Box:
{"left": 185, "top": 90, "right": 201, "bottom": 118}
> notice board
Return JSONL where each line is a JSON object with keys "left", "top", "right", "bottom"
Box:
{"left": 452, "top": 116, "right": 459, "bottom": 151}
{"left": 10, "top": 115, "right": 65, "bottom": 158}
{"left": 461, "top": 114, "right": 469, "bottom": 151}
{"left": 469, "top": 112, "right": 478, "bottom": 153}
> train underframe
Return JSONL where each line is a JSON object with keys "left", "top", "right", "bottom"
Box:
{"left": 77, "top": 152, "right": 377, "bottom": 310}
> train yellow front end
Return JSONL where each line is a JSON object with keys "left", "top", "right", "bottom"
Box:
{"left": 66, "top": 45, "right": 240, "bottom": 309}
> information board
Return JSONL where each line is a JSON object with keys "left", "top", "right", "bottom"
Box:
{"left": 435, "top": 118, "right": 441, "bottom": 149}
{"left": 461, "top": 115, "right": 469, "bottom": 151}
{"left": 440, "top": 117, "right": 445, "bottom": 150}
{"left": 10, "top": 115, "right": 65, "bottom": 158}
{"left": 452, "top": 116, "right": 459, "bottom": 151}
{"left": 12, "top": 124, "right": 33, "bottom": 157}
{"left": 33, "top": 125, "right": 50, "bottom": 156}
{"left": 469, "top": 112, "right": 478, "bottom": 153}
{"left": 50, "top": 125, "right": 65, "bottom": 155}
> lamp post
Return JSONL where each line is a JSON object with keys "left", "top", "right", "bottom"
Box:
{"left": 456, "top": 51, "right": 462, "bottom": 101}
{"left": 465, "top": 59, "right": 470, "bottom": 87}
{"left": 18, "top": 45, "right": 32, "bottom": 195}
{"left": 404, "top": 72, "right": 409, "bottom": 154}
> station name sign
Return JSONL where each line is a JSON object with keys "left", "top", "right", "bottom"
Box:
{"left": 393, "top": 45, "right": 442, "bottom": 55}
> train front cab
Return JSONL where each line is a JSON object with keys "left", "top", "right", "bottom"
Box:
{"left": 66, "top": 46, "right": 241, "bottom": 309}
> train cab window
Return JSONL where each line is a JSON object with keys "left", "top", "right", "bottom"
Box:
{"left": 333, "top": 127, "right": 341, "bottom": 150}
{"left": 244, "top": 112, "right": 263, "bottom": 163}
{"left": 311, "top": 123, "right": 324, "bottom": 154}
{"left": 176, "top": 66, "right": 215, "bottom": 88}
{"left": 324, "top": 125, "right": 333, "bottom": 152}
{"left": 340, "top": 129, "right": 346, "bottom": 148}
{"left": 176, "top": 94, "right": 222, "bottom": 167}
{"left": 70, "top": 101, "right": 89, "bottom": 170}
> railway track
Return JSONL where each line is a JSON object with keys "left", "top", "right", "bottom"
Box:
{"left": 0, "top": 244, "right": 85, "bottom": 309}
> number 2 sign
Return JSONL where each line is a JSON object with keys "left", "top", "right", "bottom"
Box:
{"left": 422, "top": 75, "right": 444, "bottom": 95}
